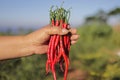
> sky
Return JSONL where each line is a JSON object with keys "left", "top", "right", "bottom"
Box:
{"left": 0, "top": 0, "right": 120, "bottom": 29}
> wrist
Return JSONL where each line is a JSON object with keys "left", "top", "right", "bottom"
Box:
{"left": 21, "top": 35, "right": 35, "bottom": 56}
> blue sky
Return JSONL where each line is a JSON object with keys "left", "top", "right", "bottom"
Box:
{"left": 0, "top": 0, "right": 120, "bottom": 28}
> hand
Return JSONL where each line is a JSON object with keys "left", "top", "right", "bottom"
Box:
{"left": 26, "top": 25, "right": 79, "bottom": 55}
{"left": 0, "top": 24, "right": 79, "bottom": 60}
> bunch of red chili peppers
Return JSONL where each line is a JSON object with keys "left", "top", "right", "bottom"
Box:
{"left": 46, "top": 6, "right": 71, "bottom": 80}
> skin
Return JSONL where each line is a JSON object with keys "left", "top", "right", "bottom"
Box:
{"left": 0, "top": 25, "right": 79, "bottom": 60}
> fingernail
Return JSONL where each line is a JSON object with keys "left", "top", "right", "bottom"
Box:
{"left": 62, "top": 28, "right": 68, "bottom": 33}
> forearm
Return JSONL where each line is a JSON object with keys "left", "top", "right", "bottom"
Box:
{"left": 0, "top": 36, "right": 34, "bottom": 60}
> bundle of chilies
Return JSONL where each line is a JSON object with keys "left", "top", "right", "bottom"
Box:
{"left": 46, "top": 6, "right": 71, "bottom": 80}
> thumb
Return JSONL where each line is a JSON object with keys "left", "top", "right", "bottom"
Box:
{"left": 45, "top": 26, "right": 69, "bottom": 35}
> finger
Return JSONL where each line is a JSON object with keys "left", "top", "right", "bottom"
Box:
{"left": 69, "top": 28, "right": 77, "bottom": 35}
{"left": 45, "top": 26, "right": 69, "bottom": 35}
{"left": 71, "top": 34, "right": 80, "bottom": 40}
{"left": 71, "top": 40, "right": 77, "bottom": 45}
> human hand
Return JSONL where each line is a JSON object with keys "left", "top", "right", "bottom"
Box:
{"left": 25, "top": 25, "right": 79, "bottom": 55}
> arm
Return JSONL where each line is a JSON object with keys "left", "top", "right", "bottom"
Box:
{"left": 0, "top": 35, "right": 33, "bottom": 60}
{"left": 0, "top": 25, "right": 79, "bottom": 60}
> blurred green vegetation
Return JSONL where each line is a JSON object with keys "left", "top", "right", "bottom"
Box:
{"left": 70, "top": 23, "right": 120, "bottom": 80}
{"left": 0, "top": 8, "right": 120, "bottom": 80}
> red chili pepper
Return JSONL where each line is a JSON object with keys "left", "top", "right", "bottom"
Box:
{"left": 46, "top": 6, "right": 71, "bottom": 80}
{"left": 60, "top": 36, "right": 70, "bottom": 80}
{"left": 55, "top": 20, "right": 59, "bottom": 26}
